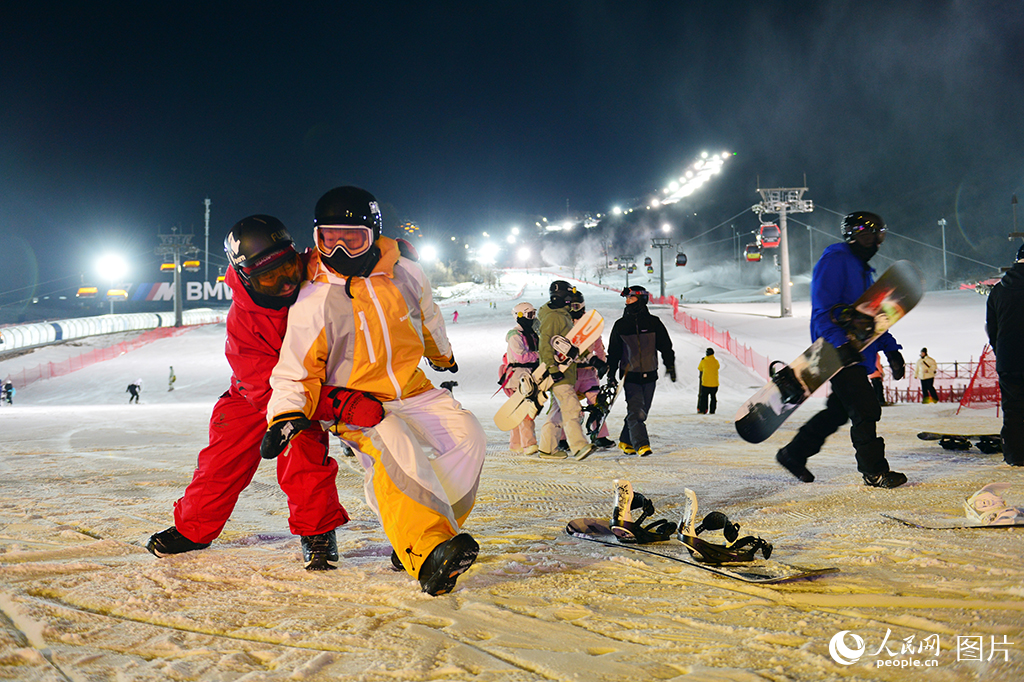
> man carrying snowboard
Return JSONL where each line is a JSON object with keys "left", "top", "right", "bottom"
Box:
{"left": 775, "top": 211, "right": 908, "bottom": 488}
{"left": 537, "top": 281, "right": 597, "bottom": 461}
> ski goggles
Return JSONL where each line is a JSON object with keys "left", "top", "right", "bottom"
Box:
{"left": 316, "top": 225, "right": 374, "bottom": 259}
{"left": 244, "top": 250, "right": 302, "bottom": 296}
{"left": 516, "top": 310, "right": 536, "bottom": 319}
{"left": 848, "top": 223, "right": 887, "bottom": 237}
{"left": 570, "top": 302, "right": 586, "bottom": 312}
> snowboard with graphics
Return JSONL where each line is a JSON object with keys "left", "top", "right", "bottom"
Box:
{"left": 735, "top": 260, "right": 925, "bottom": 444}
{"left": 493, "top": 310, "right": 604, "bottom": 431}
{"left": 565, "top": 517, "right": 838, "bottom": 584}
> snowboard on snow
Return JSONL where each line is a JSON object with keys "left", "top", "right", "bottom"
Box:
{"left": 735, "top": 260, "right": 925, "bottom": 444}
{"left": 881, "top": 511, "right": 1024, "bottom": 529}
{"left": 584, "top": 379, "right": 622, "bottom": 438}
{"left": 493, "top": 310, "right": 604, "bottom": 431}
{"left": 565, "top": 517, "right": 838, "bottom": 584}
{"left": 917, "top": 432, "right": 1002, "bottom": 454}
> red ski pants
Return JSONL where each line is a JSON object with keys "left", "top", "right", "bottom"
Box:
{"left": 174, "top": 392, "right": 348, "bottom": 543}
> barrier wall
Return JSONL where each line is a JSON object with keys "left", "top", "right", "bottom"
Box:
{"left": 0, "top": 309, "right": 224, "bottom": 354}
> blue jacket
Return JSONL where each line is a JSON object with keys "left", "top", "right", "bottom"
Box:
{"left": 810, "top": 242, "right": 900, "bottom": 372}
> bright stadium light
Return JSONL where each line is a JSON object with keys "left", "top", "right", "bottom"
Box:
{"left": 419, "top": 244, "right": 438, "bottom": 262}
{"left": 96, "top": 253, "right": 127, "bottom": 314}
{"left": 517, "top": 246, "right": 531, "bottom": 261}
{"left": 662, "top": 150, "right": 732, "bottom": 205}
{"left": 476, "top": 242, "right": 500, "bottom": 264}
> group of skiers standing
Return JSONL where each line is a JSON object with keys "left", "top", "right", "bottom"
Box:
{"left": 500, "top": 280, "right": 677, "bottom": 460}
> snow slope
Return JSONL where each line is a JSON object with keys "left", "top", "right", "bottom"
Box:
{"left": 0, "top": 267, "right": 1021, "bottom": 682}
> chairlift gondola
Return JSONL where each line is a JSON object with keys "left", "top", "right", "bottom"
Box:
{"left": 644, "top": 256, "right": 653, "bottom": 267}
{"left": 759, "top": 223, "right": 781, "bottom": 248}
{"left": 646, "top": 266, "right": 654, "bottom": 274}
{"left": 745, "top": 244, "right": 762, "bottom": 262}
{"left": 183, "top": 260, "right": 201, "bottom": 272}
{"left": 675, "top": 252, "right": 687, "bottom": 267}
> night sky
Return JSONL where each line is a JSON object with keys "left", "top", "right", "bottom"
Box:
{"left": 2, "top": 1, "right": 1022, "bottom": 311}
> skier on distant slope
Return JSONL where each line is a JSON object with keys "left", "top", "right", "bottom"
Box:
{"left": 775, "top": 211, "right": 908, "bottom": 488}
{"left": 536, "top": 281, "right": 597, "bottom": 461}
{"left": 606, "top": 285, "right": 675, "bottom": 457}
{"left": 263, "top": 186, "right": 486, "bottom": 596}
{"left": 147, "top": 215, "right": 353, "bottom": 569}
{"left": 501, "top": 302, "right": 541, "bottom": 455}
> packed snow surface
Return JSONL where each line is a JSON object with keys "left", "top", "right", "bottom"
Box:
{"left": 0, "top": 267, "right": 1021, "bottom": 681}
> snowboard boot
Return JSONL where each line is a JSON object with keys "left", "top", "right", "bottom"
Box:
{"left": 147, "top": 527, "right": 211, "bottom": 557}
{"left": 558, "top": 439, "right": 570, "bottom": 452}
{"left": 418, "top": 533, "right": 479, "bottom": 596}
{"left": 523, "top": 444, "right": 539, "bottom": 456}
{"left": 537, "top": 450, "right": 567, "bottom": 460}
{"left": 390, "top": 548, "right": 405, "bottom": 571}
{"left": 776, "top": 448, "right": 814, "bottom": 483}
{"left": 592, "top": 436, "right": 615, "bottom": 449}
{"left": 862, "top": 471, "right": 908, "bottom": 489}
{"left": 637, "top": 445, "right": 653, "bottom": 457}
{"left": 618, "top": 442, "right": 636, "bottom": 455}
{"left": 301, "top": 530, "right": 339, "bottom": 571}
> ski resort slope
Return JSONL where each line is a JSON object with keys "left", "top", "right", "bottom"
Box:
{"left": 1, "top": 268, "right": 1022, "bottom": 682}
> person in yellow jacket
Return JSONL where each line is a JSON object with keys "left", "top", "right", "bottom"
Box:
{"left": 697, "top": 348, "right": 720, "bottom": 414}
{"left": 915, "top": 347, "right": 939, "bottom": 404}
{"left": 263, "top": 186, "right": 486, "bottom": 596}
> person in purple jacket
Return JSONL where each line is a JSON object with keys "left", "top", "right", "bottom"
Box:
{"left": 776, "top": 211, "right": 908, "bottom": 488}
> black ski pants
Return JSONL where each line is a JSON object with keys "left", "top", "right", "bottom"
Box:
{"left": 920, "top": 378, "right": 938, "bottom": 402}
{"left": 619, "top": 381, "right": 656, "bottom": 449}
{"left": 999, "top": 371, "right": 1024, "bottom": 466}
{"left": 697, "top": 385, "right": 718, "bottom": 414}
{"left": 783, "top": 365, "right": 890, "bottom": 476}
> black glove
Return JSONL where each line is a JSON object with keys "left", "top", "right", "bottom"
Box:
{"left": 591, "top": 357, "right": 608, "bottom": 379}
{"left": 261, "top": 413, "right": 312, "bottom": 460}
{"left": 666, "top": 364, "right": 677, "bottom": 382}
{"left": 428, "top": 356, "right": 458, "bottom": 373}
{"left": 886, "top": 350, "right": 906, "bottom": 380}
{"left": 836, "top": 342, "right": 864, "bottom": 367}
{"left": 549, "top": 370, "right": 565, "bottom": 383}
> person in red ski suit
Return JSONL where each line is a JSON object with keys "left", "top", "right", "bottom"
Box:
{"left": 147, "top": 215, "right": 359, "bottom": 569}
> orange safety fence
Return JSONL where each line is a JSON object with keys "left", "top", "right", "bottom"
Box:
{"left": 5, "top": 325, "right": 205, "bottom": 389}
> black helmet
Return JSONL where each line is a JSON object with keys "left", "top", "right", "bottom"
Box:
{"left": 549, "top": 280, "right": 576, "bottom": 308}
{"left": 224, "top": 215, "right": 295, "bottom": 280}
{"left": 841, "top": 212, "right": 886, "bottom": 243}
{"left": 621, "top": 285, "right": 650, "bottom": 305}
{"left": 224, "top": 215, "right": 301, "bottom": 308}
{"left": 314, "top": 186, "right": 383, "bottom": 276}
{"left": 569, "top": 289, "right": 586, "bottom": 319}
{"left": 1016, "top": 242, "right": 1024, "bottom": 263}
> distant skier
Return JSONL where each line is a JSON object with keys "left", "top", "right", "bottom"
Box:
{"left": 985, "top": 242, "right": 1024, "bottom": 467}
{"left": 697, "top": 348, "right": 719, "bottom": 415}
{"left": 500, "top": 302, "right": 540, "bottom": 455}
{"left": 915, "top": 348, "right": 938, "bottom": 403}
{"left": 168, "top": 366, "right": 176, "bottom": 392}
{"left": 775, "top": 211, "right": 908, "bottom": 488}
{"left": 2, "top": 381, "right": 13, "bottom": 405}
{"left": 453, "top": 309, "right": 459, "bottom": 324}
{"left": 536, "top": 281, "right": 597, "bottom": 461}
{"left": 606, "top": 285, "right": 676, "bottom": 457}
{"left": 127, "top": 378, "right": 142, "bottom": 404}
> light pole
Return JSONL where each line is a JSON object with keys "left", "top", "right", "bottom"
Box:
{"left": 938, "top": 218, "right": 947, "bottom": 289}
{"left": 651, "top": 237, "right": 673, "bottom": 299}
{"left": 753, "top": 186, "right": 814, "bottom": 318}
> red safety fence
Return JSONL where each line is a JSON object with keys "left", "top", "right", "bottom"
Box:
{"left": 652, "top": 294, "right": 771, "bottom": 380}
{"left": 5, "top": 325, "right": 204, "bottom": 389}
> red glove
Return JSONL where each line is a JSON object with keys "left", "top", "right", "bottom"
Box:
{"left": 312, "top": 385, "right": 385, "bottom": 428}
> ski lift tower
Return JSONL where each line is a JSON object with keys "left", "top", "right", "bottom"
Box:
{"left": 753, "top": 186, "right": 813, "bottom": 318}
{"left": 650, "top": 237, "right": 674, "bottom": 299}
{"left": 155, "top": 227, "right": 199, "bottom": 327}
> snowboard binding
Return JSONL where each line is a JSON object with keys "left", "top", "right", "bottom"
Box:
{"left": 769, "top": 361, "right": 805, "bottom": 405}
{"left": 964, "top": 483, "right": 1024, "bottom": 525}
{"left": 610, "top": 480, "right": 677, "bottom": 544}
{"left": 830, "top": 304, "right": 876, "bottom": 343}
{"left": 678, "top": 489, "right": 773, "bottom": 563}
{"left": 585, "top": 381, "right": 619, "bottom": 435}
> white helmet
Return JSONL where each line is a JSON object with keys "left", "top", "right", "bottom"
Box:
{"left": 513, "top": 302, "right": 537, "bottom": 319}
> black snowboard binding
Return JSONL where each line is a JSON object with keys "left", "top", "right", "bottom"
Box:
{"left": 769, "top": 361, "right": 805, "bottom": 405}
{"left": 830, "top": 304, "right": 876, "bottom": 344}
{"left": 677, "top": 489, "right": 773, "bottom": 563}
{"left": 939, "top": 436, "right": 972, "bottom": 451}
{"left": 585, "top": 381, "right": 618, "bottom": 435}
{"left": 610, "top": 480, "right": 677, "bottom": 544}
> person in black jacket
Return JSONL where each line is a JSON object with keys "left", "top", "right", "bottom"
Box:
{"left": 986, "top": 243, "right": 1024, "bottom": 466}
{"left": 605, "top": 285, "right": 675, "bottom": 456}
